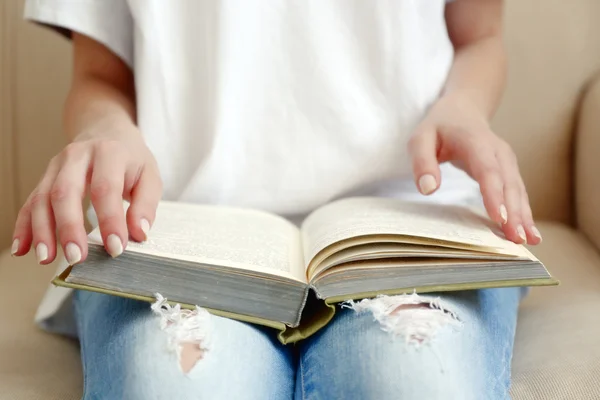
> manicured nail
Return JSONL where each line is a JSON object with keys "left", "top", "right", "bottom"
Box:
{"left": 517, "top": 225, "right": 527, "bottom": 243}
{"left": 106, "top": 234, "right": 123, "bottom": 258}
{"left": 11, "top": 239, "right": 19, "bottom": 256}
{"left": 65, "top": 242, "right": 82, "bottom": 265}
{"left": 418, "top": 174, "right": 437, "bottom": 195}
{"left": 499, "top": 205, "right": 508, "bottom": 224}
{"left": 140, "top": 218, "right": 150, "bottom": 240}
{"left": 532, "top": 226, "right": 543, "bottom": 242}
{"left": 36, "top": 243, "right": 49, "bottom": 264}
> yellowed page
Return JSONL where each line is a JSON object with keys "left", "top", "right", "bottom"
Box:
{"left": 301, "top": 197, "right": 530, "bottom": 272}
{"left": 88, "top": 201, "right": 306, "bottom": 282}
{"left": 312, "top": 242, "right": 515, "bottom": 278}
{"left": 317, "top": 258, "right": 517, "bottom": 278}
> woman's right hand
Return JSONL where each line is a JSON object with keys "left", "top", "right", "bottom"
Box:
{"left": 11, "top": 127, "right": 163, "bottom": 265}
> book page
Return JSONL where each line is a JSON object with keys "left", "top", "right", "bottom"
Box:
{"left": 88, "top": 202, "right": 306, "bottom": 282}
{"left": 311, "top": 242, "right": 516, "bottom": 279}
{"left": 301, "top": 197, "right": 527, "bottom": 268}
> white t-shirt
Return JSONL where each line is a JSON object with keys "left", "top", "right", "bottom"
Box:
{"left": 25, "top": 0, "right": 480, "bottom": 334}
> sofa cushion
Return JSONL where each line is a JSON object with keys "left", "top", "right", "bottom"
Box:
{"left": 0, "top": 250, "right": 81, "bottom": 400}
{"left": 576, "top": 74, "right": 600, "bottom": 252}
{"left": 0, "top": 221, "right": 599, "bottom": 399}
{"left": 511, "top": 223, "right": 600, "bottom": 399}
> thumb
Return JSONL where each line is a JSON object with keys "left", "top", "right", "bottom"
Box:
{"left": 408, "top": 124, "right": 441, "bottom": 195}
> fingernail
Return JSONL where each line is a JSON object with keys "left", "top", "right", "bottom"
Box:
{"left": 11, "top": 239, "right": 19, "bottom": 256}
{"left": 106, "top": 234, "right": 123, "bottom": 258}
{"left": 65, "top": 243, "right": 82, "bottom": 265}
{"left": 36, "top": 243, "right": 49, "bottom": 264}
{"left": 418, "top": 174, "right": 437, "bottom": 195}
{"left": 517, "top": 225, "right": 527, "bottom": 243}
{"left": 532, "top": 226, "right": 543, "bottom": 242}
{"left": 140, "top": 218, "right": 150, "bottom": 240}
{"left": 499, "top": 205, "right": 508, "bottom": 224}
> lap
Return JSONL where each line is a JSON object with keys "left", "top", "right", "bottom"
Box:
{"left": 74, "top": 287, "right": 523, "bottom": 400}
{"left": 73, "top": 290, "right": 295, "bottom": 400}
{"left": 297, "top": 287, "right": 524, "bottom": 400}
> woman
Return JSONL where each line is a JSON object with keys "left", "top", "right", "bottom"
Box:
{"left": 14, "top": 0, "right": 539, "bottom": 398}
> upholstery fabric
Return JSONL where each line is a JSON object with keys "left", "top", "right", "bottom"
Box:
{"left": 493, "top": 0, "right": 600, "bottom": 223}
{"left": 575, "top": 75, "right": 600, "bottom": 251}
{"left": 511, "top": 224, "right": 600, "bottom": 399}
{"left": 0, "top": 251, "right": 81, "bottom": 400}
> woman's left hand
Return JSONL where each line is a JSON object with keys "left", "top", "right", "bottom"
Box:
{"left": 408, "top": 93, "right": 542, "bottom": 245}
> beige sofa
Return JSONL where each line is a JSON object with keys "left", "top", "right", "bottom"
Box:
{"left": 2, "top": 0, "right": 600, "bottom": 399}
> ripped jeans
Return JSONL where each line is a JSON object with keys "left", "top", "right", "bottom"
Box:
{"left": 73, "top": 287, "right": 524, "bottom": 400}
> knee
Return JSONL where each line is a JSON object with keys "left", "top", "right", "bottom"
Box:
{"left": 146, "top": 294, "right": 212, "bottom": 374}
{"left": 339, "top": 294, "right": 510, "bottom": 399}
{"left": 78, "top": 295, "right": 213, "bottom": 400}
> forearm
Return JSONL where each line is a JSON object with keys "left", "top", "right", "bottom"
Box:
{"left": 64, "top": 77, "right": 137, "bottom": 142}
{"left": 442, "top": 0, "right": 506, "bottom": 120}
{"left": 442, "top": 35, "right": 506, "bottom": 119}
{"left": 63, "top": 33, "right": 138, "bottom": 143}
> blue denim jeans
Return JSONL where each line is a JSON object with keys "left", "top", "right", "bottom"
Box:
{"left": 73, "top": 287, "right": 524, "bottom": 400}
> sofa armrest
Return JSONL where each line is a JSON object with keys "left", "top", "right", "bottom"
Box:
{"left": 575, "top": 74, "right": 600, "bottom": 251}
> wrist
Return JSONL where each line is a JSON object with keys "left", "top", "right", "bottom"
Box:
{"left": 71, "top": 114, "right": 140, "bottom": 143}
{"left": 65, "top": 77, "right": 137, "bottom": 143}
{"left": 435, "top": 91, "right": 492, "bottom": 123}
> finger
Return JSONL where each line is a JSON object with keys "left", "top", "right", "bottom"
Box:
{"left": 90, "top": 142, "right": 127, "bottom": 257}
{"left": 31, "top": 200, "right": 58, "bottom": 264}
{"left": 51, "top": 145, "right": 91, "bottom": 265}
{"left": 12, "top": 202, "right": 34, "bottom": 257}
{"left": 496, "top": 147, "right": 526, "bottom": 244}
{"left": 30, "top": 158, "right": 61, "bottom": 264}
{"left": 501, "top": 179, "right": 525, "bottom": 244}
{"left": 12, "top": 157, "right": 61, "bottom": 258}
{"left": 466, "top": 144, "right": 506, "bottom": 225}
{"left": 520, "top": 186, "right": 542, "bottom": 245}
{"left": 478, "top": 169, "right": 506, "bottom": 226}
{"left": 126, "top": 164, "right": 163, "bottom": 242}
{"left": 408, "top": 124, "right": 441, "bottom": 195}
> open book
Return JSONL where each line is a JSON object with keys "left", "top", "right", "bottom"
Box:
{"left": 54, "top": 197, "right": 557, "bottom": 343}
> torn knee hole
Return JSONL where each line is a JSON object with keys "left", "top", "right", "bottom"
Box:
{"left": 343, "top": 293, "right": 461, "bottom": 346}
{"left": 179, "top": 342, "right": 206, "bottom": 374}
{"left": 151, "top": 294, "right": 211, "bottom": 374}
{"left": 391, "top": 303, "right": 430, "bottom": 312}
